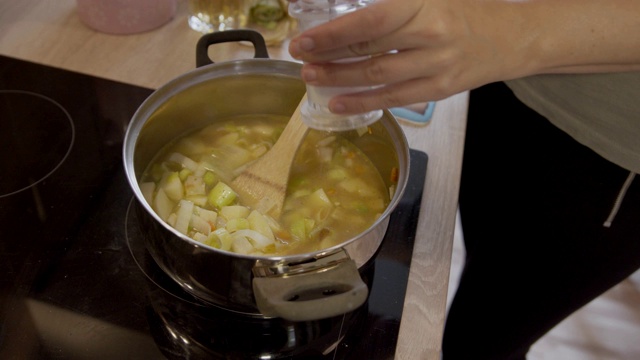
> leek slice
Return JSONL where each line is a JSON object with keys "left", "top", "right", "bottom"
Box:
{"left": 207, "top": 228, "right": 233, "bottom": 251}
{"left": 208, "top": 182, "right": 237, "bottom": 209}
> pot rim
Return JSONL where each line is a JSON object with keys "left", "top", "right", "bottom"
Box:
{"left": 123, "top": 58, "right": 410, "bottom": 263}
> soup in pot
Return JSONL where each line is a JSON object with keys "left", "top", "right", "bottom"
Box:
{"left": 140, "top": 114, "right": 395, "bottom": 256}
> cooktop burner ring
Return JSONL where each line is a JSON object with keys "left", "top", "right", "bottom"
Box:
{"left": 0, "top": 90, "right": 75, "bottom": 198}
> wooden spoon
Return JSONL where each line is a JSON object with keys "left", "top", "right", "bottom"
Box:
{"left": 231, "top": 93, "right": 309, "bottom": 219}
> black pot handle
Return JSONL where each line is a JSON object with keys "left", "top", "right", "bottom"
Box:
{"left": 196, "top": 30, "right": 270, "bottom": 68}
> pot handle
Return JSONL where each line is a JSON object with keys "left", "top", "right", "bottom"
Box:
{"left": 196, "top": 30, "right": 270, "bottom": 68}
{"left": 252, "top": 258, "right": 369, "bottom": 321}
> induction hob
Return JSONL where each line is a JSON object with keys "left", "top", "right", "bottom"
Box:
{"left": 0, "top": 55, "right": 428, "bottom": 359}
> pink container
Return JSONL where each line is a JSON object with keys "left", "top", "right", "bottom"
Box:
{"left": 76, "top": 0, "right": 178, "bottom": 35}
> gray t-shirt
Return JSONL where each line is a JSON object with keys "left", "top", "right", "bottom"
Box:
{"left": 506, "top": 72, "right": 640, "bottom": 173}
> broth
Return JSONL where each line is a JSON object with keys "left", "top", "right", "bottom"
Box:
{"left": 140, "top": 114, "right": 393, "bottom": 256}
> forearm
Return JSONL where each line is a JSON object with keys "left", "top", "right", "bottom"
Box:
{"left": 497, "top": 0, "right": 640, "bottom": 76}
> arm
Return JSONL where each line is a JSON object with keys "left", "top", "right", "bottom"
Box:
{"left": 288, "top": 0, "right": 640, "bottom": 114}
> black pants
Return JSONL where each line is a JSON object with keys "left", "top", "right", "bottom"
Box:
{"left": 442, "top": 82, "right": 640, "bottom": 359}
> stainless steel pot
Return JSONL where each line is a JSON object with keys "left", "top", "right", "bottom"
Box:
{"left": 123, "top": 30, "right": 410, "bottom": 321}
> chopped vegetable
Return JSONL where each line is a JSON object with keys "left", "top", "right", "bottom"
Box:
{"left": 231, "top": 236, "right": 253, "bottom": 254}
{"left": 190, "top": 214, "right": 212, "bottom": 235}
{"left": 153, "top": 188, "right": 174, "bottom": 221}
{"left": 208, "top": 182, "right": 237, "bottom": 209}
{"left": 160, "top": 172, "right": 184, "bottom": 202}
{"left": 167, "top": 152, "right": 199, "bottom": 171}
{"left": 140, "top": 116, "right": 390, "bottom": 256}
{"left": 203, "top": 171, "right": 216, "bottom": 186}
{"left": 232, "top": 229, "right": 274, "bottom": 250}
{"left": 226, "top": 218, "right": 250, "bottom": 232}
{"left": 248, "top": 210, "right": 275, "bottom": 242}
{"left": 207, "top": 228, "right": 233, "bottom": 251}
{"left": 220, "top": 205, "right": 250, "bottom": 220}
{"left": 174, "top": 200, "right": 194, "bottom": 235}
{"left": 179, "top": 168, "right": 192, "bottom": 181}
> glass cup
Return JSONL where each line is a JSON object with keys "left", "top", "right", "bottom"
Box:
{"left": 187, "top": 0, "right": 248, "bottom": 33}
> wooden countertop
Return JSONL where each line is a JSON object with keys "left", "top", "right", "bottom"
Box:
{"left": 0, "top": 0, "right": 467, "bottom": 358}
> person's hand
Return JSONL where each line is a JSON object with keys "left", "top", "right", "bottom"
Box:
{"left": 288, "top": 0, "right": 535, "bottom": 114}
{"left": 288, "top": 0, "right": 640, "bottom": 114}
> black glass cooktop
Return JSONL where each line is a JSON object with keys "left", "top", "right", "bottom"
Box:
{"left": 0, "top": 55, "right": 428, "bottom": 359}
